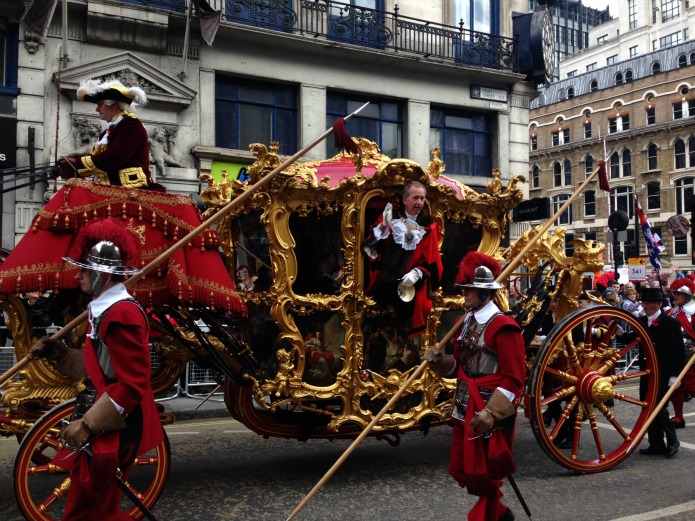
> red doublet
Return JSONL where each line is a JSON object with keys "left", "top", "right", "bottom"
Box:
{"left": 62, "top": 299, "right": 163, "bottom": 521}
{"left": 449, "top": 313, "right": 525, "bottom": 521}
{"left": 668, "top": 306, "right": 695, "bottom": 419}
{"left": 77, "top": 114, "right": 154, "bottom": 188}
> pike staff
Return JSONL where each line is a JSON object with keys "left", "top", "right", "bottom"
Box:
{"left": 0, "top": 103, "right": 369, "bottom": 388}
{"left": 286, "top": 162, "right": 611, "bottom": 521}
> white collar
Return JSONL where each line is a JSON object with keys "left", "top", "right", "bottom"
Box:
{"left": 647, "top": 309, "right": 662, "bottom": 324}
{"left": 472, "top": 300, "right": 500, "bottom": 324}
{"left": 405, "top": 212, "right": 418, "bottom": 222}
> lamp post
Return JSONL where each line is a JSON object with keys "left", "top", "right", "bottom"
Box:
{"left": 608, "top": 210, "right": 629, "bottom": 281}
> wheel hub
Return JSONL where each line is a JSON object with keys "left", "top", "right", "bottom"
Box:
{"left": 577, "top": 370, "right": 614, "bottom": 404}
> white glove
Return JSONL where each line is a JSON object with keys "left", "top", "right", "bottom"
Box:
{"left": 400, "top": 269, "right": 420, "bottom": 287}
{"left": 382, "top": 203, "right": 393, "bottom": 228}
{"left": 669, "top": 376, "right": 680, "bottom": 387}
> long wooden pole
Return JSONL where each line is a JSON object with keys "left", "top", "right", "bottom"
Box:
{"left": 0, "top": 105, "right": 369, "bottom": 388}
{"left": 285, "top": 163, "right": 607, "bottom": 520}
{"left": 627, "top": 349, "right": 695, "bottom": 454}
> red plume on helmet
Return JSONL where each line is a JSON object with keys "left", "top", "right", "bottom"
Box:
{"left": 455, "top": 251, "right": 502, "bottom": 286}
{"left": 671, "top": 278, "right": 695, "bottom": 297}
{"left": 68, "top": 218, "right": 142, "bottom": 268}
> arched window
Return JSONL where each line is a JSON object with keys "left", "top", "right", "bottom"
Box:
{"left": 652, "top": 62, "right": 661, "bottom": 74}
{"left": 675, "top": 139, "right": 686, "bottom": 169}
{"left": 648, "top": 143, "right": 658, "bottom": 170}
{"left": 567, "top": 87, "right": 575, "bottom": 99}
{"left": 532, "top": 166, "right": 540, "bottom": 188}
{"left": 690, "top": 138, "right": 695, "bottom": 168}
{"left": 691, "top": 52, "right": 695, "bottom": 65}
{"left": 585, "top": 154, "right": 594, "bottom": 177}
{"left": 676, "top": 178, "right": 695, "bottom": 214}
{"left": 584, "top": 190, "right": 596, "bottom": 217}
{"left": 625, "top": 70, "right": 633, "bottom": 83}
{"left": 679, "top": 54, "right": 688, "bottom": 68}
{"left": 615, "top": 72, "right": 623, "bottom": 85}
{"left": 554, "top": 162, "right": 562, "bottom": 187}
{"left": 564, "top": 159, "right": 572, "bottom": 186}
{"left": 558, "top": 89, "right": 566, "bottom": 101}
{"left": 590, "top": 80, "right": 598, "bottom": 92}
{"left": 622, "top": 150, "right": 631, "bottom": 177}
{"left": 610, "top": 186, "right": 634, "bottom": 219}
{"left": 610, "top": 151, "right": 620, "bottom": 178}
{"left": 553, "top": 194, "right": 572, "bottom": 225}
{"left": 646, "top": 182, "right": 660, "bottom": 210}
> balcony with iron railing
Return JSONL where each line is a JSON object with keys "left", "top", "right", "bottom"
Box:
{"left": 116, "top": 0, "right": 517, "bottom": 73}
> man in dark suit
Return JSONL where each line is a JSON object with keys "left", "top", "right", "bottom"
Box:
{"left": 632, "top": 287, "right": 686, "bottom": 457}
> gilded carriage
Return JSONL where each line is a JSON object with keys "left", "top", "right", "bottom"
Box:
{"left": 0, "top": 139, "right": 666, "bottom": 519}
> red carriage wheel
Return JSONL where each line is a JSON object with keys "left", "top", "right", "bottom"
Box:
{"left": 13, "top": 400, "right": 170, "bottom": 520}
{"left": 527, "top": 305, "right": 659, "bottom": 473}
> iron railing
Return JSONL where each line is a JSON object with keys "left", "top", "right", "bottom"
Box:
{"left": 115, "top": 0, "right": 517, "bottom": 72}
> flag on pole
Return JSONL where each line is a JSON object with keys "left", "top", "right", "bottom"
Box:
{"left": 636, "top": 196, "right": 665, "bottom": 269}
{"left": 597, "top": 160, "right": 610, "bottom": 191}
{"left": 193, "top": 0, "right": 222, "bottom": 46}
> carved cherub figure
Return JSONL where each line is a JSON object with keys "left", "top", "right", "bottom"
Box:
{"left": 149, "top": 126, "right": 183, "bottom": 178}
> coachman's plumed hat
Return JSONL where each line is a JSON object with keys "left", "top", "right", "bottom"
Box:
{"left": 455, "top": 251, "right": 504, "bottom": 290}
{"left": 76, "top": 78, "right": 148, "bottom": 109}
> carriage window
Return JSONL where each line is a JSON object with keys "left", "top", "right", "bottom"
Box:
{"left": 440, "top": 220, "right": 483, "bottom": 296}
{"left": 362, "top": 317, "right": 421, "bottom": 375}
{"left": 233, "top": 212, "right": 271, "bottom": 292}
{"left": 289, "top": 211, "right": 344, "bottom": 296}
{"left": 296, "top": 312, "right": 345, "bottom": 387}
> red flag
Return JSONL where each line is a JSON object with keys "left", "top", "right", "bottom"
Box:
{"left": 597, "top": 160, "right": 610, "bottom": 192}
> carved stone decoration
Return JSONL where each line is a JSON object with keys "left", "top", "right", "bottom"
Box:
{"left": 23, "top": 29, "right": 42, "bottom": 54}
{"left": 106, "top": 69, "right": 168, "bottom": 95}
{"left": 56, "top": 52, "right": 197, "bottom": 111}
{"left": 69, "top": 116, "right": 103, "bottom": 157}
{"left": 149, "top": 126, "right": 184, "bottom": 178}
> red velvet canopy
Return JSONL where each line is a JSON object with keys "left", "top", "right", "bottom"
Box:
{"left": 0, "top": 179, "right": 246, "bottom": 315}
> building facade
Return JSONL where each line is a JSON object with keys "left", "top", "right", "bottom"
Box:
{"left": 1, "top": 0, "right": 553, "bottom": 249}
{"left": 530, "top": 0, "right": 695, "bottom": 272}
{"left": 530, "top": 0, "right": 612, "bottom": 82}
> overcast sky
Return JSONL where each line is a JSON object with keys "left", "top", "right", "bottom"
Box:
{"left": 579, "top": 0, "right": 611, "bottom": 11}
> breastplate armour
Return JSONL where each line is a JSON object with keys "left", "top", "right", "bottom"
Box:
{"left": 459, "top": 313, "right": 500, "bottom": 376}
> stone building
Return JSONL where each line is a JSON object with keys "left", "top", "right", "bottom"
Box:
{"left": 1, "top": 0, "right": 552, "bottom": 248}
{"left": 530, "top": 0, "right": 695, "bottom": 272}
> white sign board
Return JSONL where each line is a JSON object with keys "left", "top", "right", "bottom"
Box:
{"left": 627, "top": 258, "right": 647, "bottom": 281}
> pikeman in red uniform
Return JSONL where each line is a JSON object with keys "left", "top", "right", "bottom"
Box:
{"left": 57, "top": 78, "right": 155, "bottom": 189}
{"left": 425, "top": 252, "right": 525, "bottom": 521}
{"left": 668, "top": 278, "right": 695, "bottom": 429}
{"left": 30, "top": 218, "right": 164, "bottom": 520}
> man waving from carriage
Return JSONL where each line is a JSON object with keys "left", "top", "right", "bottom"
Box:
{"left": 362, "top": 180, "right": 443, "bottom": 339}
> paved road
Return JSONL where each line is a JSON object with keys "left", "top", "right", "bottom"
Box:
{"left": 3, "top": 388, "right": 695, "bottom": 520}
